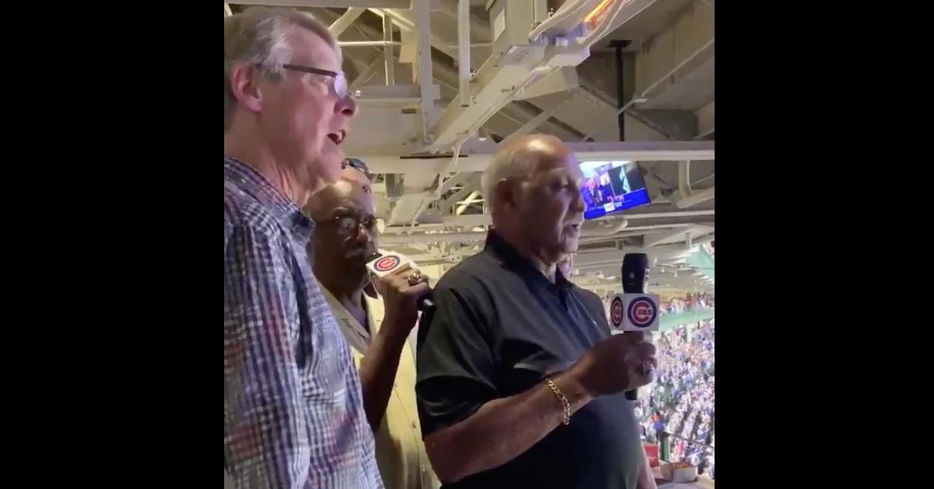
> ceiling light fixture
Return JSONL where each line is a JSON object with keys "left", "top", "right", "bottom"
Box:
{"left": 585, "top": 0, "right": 615, "bottom": 27}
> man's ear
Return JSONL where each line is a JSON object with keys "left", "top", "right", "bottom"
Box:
{"left": 493, "top": 178, "right": 519, "bottom": 213}
{"left": 228, "top": 63, "right": 264, "bottom": 113}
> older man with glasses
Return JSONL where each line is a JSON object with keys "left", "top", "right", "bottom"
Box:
{"left": 305, "top": 164, "right": 439, "bottom": 489}
{"left": 223, "top": 7, "right": 381, "bottom": 489}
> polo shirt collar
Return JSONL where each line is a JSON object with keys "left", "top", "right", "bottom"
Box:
{"left": 483, "top": 230, "right": 574, "bottom": 293}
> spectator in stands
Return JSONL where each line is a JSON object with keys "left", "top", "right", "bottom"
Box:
{"left": 634, "top": 320, "right": 715, "bottom": 470}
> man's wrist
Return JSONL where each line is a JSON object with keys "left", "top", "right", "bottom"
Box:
{"left": 552, "top": 371, "right": 593, "bottom": 411}
{"left": 379, "top": 314, "right": 415, "bottom": 343}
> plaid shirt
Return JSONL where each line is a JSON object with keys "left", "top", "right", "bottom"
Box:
{"left": 224, "top": 157, "right": 383, "bottom": 489}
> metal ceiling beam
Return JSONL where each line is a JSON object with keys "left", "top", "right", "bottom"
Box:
{"left": 691, "top": 173, "right": 715, "bottom": 186}
{"left": 329, "top": 7, "right": 365, "bottom": 36}
{"left": 643, "top": 226, "right": 707, "bottom": 248}
{"left": 501, "top": 100, "right": 567, "bottom": 144}
{"left": 315, "top": 7, "right": 576, "bottom": 141}
{"left": 382, "top": 14, "right": 396, "bottom": 85}
{"left": 380, "top": 227, "right": 713, "bottom": 249}
{"left": 566, "top": 140, "right": 715, "bottom": 161}
{"left": 572, "top": 244, "right": 696, "bottom": 268}
{"left": 381, "top": 222, "right": 710, "bottom": 240}
{"left": 457, "top": 0, "right": 471, "bottom": 107}
{"left": 426, "top": 0, "right": 625, "bottom": 151}
{"left": 357, "top": 140, "right": 714, "bottom": 173}
{"left": 615, "top": 210, "right": 714, "bottom": 220}
{"left": 675, "top": 186, "right": 715, "bottom": 209}
{"left": 438, "top": 171, "right": 473, "bottom": 194}
{"left": 693, "top": 127, "right": 715, "bottom": 140}
{"left": 339, "top": 40, "right": 402, "bottom": 46}
{"left": 386, "top": 208, "right": 714, "bottom": 229}
{"left": 581, "top": 37, "right": 715, "bottom": 141}
{"left": 579, "top": 222, "right": 697, "bottom": 239}
{"left": 235, "top": 0, "right": 412, "bottom": 8}
{"left": 379, "top": 231, "right": 485, "bottom": 244}
{"left": 430, "top": 60, "right": 581, "bottom": 141}
{"left": 438, "top": 174, "right": 481, "bottom": 211}
{"left": 411, "top": 0, "right": 438, "bottom": 140}
{"left": 455, "top": 190, "right": 482, "bottom": 215}
{"left": 371, "top": 7, "right": 456, "bottom": 60}
{"left": 436, "top": 0, "right": 491, "bottom": 46}
{"left": 674, "top": 160, "right": 715, "bottom": 209}
{"left": 695, "top": 101, "right": 714, "bottom": 138}
{"left": 348, "top": 57, "right": 382, "bottom": 91}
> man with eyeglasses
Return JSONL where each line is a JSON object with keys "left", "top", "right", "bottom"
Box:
{"left": 223, "top": 7, "right": 379, "bottom": 489}
{"left": 306, "top": 165, "right": 440, "bottom": 489}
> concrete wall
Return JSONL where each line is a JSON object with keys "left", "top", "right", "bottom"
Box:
{"left": 695, "top": 101, "right": 714, "bottom": 135}
{"left": 634, "top": 0, "right": 713, "bottom": 100}
{"left": 576, "top": 52, "right": 620, "bottom": 102}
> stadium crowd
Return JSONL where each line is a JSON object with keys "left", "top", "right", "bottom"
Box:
{"left": 635, "top": 319, "right": 715, "bottom": 478}
{"left": 658, "top": 293, "right": 714, "bottom": 314}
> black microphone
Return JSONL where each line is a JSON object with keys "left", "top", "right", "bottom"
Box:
{"left": 621, "top": 253, "right": 649, "bottom": 400}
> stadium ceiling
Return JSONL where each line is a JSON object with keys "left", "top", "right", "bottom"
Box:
{"left": 227, "top": 0, "right": 715, "bottom": 294}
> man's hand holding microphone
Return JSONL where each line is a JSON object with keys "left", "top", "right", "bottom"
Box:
{"left": 568, "top": 332, "right": 657, "bottom": 398}
{"left": 366, "top": 252, "right": 433, "bottom": 341}
{"left": 556, "top": 251, "right": 658, "bottom": 403}
{"left": 354, "top": 252, "right": 433, "bottom": 432}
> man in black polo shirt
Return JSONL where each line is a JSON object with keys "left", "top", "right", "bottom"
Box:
{"left": 557, "top": 252, "right": 608, "bottom": 325}
{"left": 416, "top": 134, "right": 658, "bottom": 489}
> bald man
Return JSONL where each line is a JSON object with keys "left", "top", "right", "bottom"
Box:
{"left": 306, "top": 168, "right": 440, "bottom": 489}
{"left": 416, "top": 135, "right": 658, "bottom": 489}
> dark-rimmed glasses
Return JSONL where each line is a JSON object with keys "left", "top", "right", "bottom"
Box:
{"left": 281, "top": 64, "right": 351, "bottom": 101}
{"left": 314, "top": 209, "right": 378, "bottom": 236}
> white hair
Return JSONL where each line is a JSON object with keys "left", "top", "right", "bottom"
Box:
{"left": 481, "top": 143, "right": 542, "bottom": 216}
{"left": 224, "top": 7, "right": 341, "bottom": 130}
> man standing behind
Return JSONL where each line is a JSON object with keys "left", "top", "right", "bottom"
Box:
{"left": 305, "top": 166, "right": 440, "bottom": 489}
{"left": 224, "top": 7, "right": 382, "bottom": 489}
{"left": 416, "top": 134, "right": 657, "bottom": 489}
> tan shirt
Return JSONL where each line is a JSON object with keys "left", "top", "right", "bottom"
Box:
{"left": 322, "top": 286, "right": 440, "bottom": 489}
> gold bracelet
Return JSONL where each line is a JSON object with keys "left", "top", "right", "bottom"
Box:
{"left": 545, "top": 378, "right": 571, "bottom": 425}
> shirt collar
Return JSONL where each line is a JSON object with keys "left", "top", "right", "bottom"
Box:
{"left": 483, "top": 230, "right": 574, "bottom": 292}
{"left": 224, "top": 156, "right": 314, "bottom": 241}
{"left": 319, "top": 284, "right": 376, "bottom": 354}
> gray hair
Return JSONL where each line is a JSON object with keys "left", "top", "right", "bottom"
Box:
{"left": 224, "top": 7, "right": 341, "bottom": 130}
{"left": 481, "top": 143, "right": 541, "bottom": 216}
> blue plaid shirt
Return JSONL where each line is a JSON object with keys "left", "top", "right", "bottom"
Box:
{"left": 224, "top": 157, "right": 383, "bottom": 489}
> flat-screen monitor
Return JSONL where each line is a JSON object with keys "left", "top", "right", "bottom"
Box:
{"left": 578, "top": 160, "right": 651, "bottom": 220}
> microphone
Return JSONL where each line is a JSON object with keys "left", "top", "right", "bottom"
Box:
{"left": 622, "top": 253, "right": 649, "bottom": 295}
{"left": 365, "top": 251, "right": 435, "bottom": 311}
{"left": 621, "top": 253, "right": 649, "bottom": 401}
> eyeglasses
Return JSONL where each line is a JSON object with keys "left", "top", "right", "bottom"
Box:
{"left": 315, "top": 210, "right": 378, "bottom": 236}
{"left": 282, "top": 64, "right": 351, "bottom": 101}
{"left": 342, "top": 158, "right": 371, "bottom": 179}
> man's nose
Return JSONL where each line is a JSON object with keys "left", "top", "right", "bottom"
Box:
{"left": 339, "top": 95, "right": 357, "bottom": 117}
{"left": 570, "top": 189, "right": 585, "bottom": 212}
